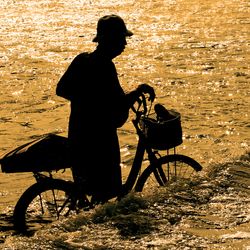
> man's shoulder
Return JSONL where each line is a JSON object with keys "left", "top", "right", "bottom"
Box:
{"left": 73, "top": 52, "right": 91, "bottom": 62}
{"left": 67, "top": 52, "right": 93, "bottom": 69}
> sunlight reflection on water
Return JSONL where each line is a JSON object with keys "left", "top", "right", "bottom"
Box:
{"left": 0, "top": 1, "right": 249, "bottom": 249}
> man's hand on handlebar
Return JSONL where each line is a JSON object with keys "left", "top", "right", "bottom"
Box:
{"left": 136, "top": 83, "right": 155, "bottom": 102}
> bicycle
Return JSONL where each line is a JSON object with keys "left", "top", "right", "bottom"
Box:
{"left": 0, "top": 93, "right": 202, "bottom": 233}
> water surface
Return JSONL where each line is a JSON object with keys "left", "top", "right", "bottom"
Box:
{"left": 0, "top": 0, "right": 249, "bottom": 248}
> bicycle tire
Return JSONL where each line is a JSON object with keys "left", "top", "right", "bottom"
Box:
{"left": 13, "top": 178, "right": 76, "bottom": 232}
{"left": 135, "top": 154, "right": 202, "bottom": 192}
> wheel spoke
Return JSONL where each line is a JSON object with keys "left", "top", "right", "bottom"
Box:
{"left": 13, "top": 179, "right": 79, "bottom": 232}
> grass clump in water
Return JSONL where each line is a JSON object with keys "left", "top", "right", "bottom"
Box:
{"left": 92, "top": 193, "right": 155, "bottom": 237}
{"left": 92, "top": 193, "right": 148, "bottom": 223}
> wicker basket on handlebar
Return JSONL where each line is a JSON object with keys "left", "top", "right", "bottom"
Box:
{"left": 139, "top": 110, "right": 183, "bottom": 150}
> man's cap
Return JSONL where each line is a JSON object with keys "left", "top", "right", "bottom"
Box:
{"left": 92, "top": 14, "right": 133, "bottom": 42}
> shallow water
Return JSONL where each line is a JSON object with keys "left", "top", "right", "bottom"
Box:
{"left": 1, "top": 154, "right": 250, "bottom": 249}
{"left": 0, "top": 0, "right": 249, "bottom": 248}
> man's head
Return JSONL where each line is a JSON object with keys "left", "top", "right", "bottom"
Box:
{"left": 93, "top": 15, "right": 133, "bottom": 59}
{"left": 92, "top": 14, "right": 133, "bottom": 43}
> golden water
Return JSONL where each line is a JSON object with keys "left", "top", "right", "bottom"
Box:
{"left": 0, "top": 0, "right": 249, "bottom": 248}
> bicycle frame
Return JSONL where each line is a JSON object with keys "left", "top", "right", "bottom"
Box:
{"left": 121, "top": 103, "right": 160, "bottom": 195}
{"left": 28, "top": 95, "right": 167, "bottom": 195}
{"left": 28, "top": 97, "right": 159, "bottom": 196}
{"left": 28, "top": 94, "right": 183, "bottom": 200}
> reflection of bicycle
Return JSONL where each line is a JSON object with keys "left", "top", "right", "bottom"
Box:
{"left": 0, "top": 93, "right": 202, "bottom": 233}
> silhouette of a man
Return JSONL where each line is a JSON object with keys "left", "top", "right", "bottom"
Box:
{"left": 56, "top": 14, "right": 155, "bottom": 203}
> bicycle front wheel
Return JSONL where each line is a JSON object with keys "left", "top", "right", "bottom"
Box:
{"left": 135, "top": 154, "right": 202, "bottom": 192}
{"left": 13, "top": 179, "right": 76, "bottom": 232}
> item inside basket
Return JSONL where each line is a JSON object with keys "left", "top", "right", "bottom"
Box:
{"left": 139, "top": 109, "right": 183, "bottom": 150}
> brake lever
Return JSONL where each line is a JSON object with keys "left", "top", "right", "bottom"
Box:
{"left": 131, "top": 96, "right": 142, "bottom": 113}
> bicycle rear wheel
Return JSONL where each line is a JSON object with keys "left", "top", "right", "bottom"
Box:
{"left": 135, "top": 154, "right": 202, "bottom": 193}
{"left": 13, "top": 179, "right": 76, "bottom": 232}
